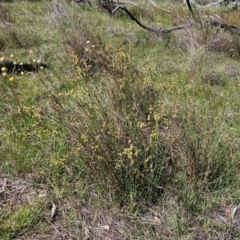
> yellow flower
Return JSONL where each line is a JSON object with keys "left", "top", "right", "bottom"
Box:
{"left": 2, "top": 72, "right": 7, "bottom": 77}
{"left": 21, "top": 71, "right": 24, "bottom": 75}
{"left": 10, "top": 54, "right": 14, "bottom": 58}
{"left": 1, "top": 67, "right": 7, "bottom": 72}
{"left": 0, "top": 57, "right": 5, "bottom": 62}
{"left": 9, "top": 77, "right": 14, "bottom": 81}
{"left": 32, "top": 59, "right": 36, "bottom": 63}
{"left": 19, "top": 62, "right": 23, "bottom": 65}
{"left": 37, "top": 59, "right": 42, "bottom": 64}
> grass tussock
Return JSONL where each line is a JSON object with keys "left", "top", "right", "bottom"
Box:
{"left": 68, "top": 29, "right": 114, "bottom": 77}
{"left": 0, "top": 201, "right": 46, "bottom": 239}
{"left": 55, "top": 31, "right": 173, "bottom": 203}
{"left": 0, "top": 4, "right": 8, "bottom": 23}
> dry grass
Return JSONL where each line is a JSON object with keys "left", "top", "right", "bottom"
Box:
{"left": 0, "top": 4, "right": 8, "bottom": 23}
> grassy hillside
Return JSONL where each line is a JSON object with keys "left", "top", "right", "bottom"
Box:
{"left": 1, "top": 0, "right": 240, "bottom": 239}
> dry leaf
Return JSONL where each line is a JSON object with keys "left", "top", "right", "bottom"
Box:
{"left": 219, "top": 216, "right": 228, "bottom": 223}
{"left": 153, "top": 215, "right": 162, "bottom": 225}
{"left": 38, "top": 190, "right": 47, "bottom": 198}
{"left": 51, "top": 202, "right": 57, "bottom": 220}
{"left": 0, "top": 179, "right": 7, "bottom": 193}
{"left": 231, "top": 206, "right": 239, "bottom": 221}
{"left": 85, "top": 226, "right": 90, "bottom": 238}
{"left": 101, "top": 225, "right": 110, "bottom": 230}
{"left": 223, "top": 204, "right": 231, "bottom": 219}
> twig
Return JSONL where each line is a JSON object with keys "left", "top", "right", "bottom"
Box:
{"left": 206, "top": 27, "right": 220, "bottom": 49}
{"left": 112, "top": 5, "right": 120, "bottom": 14}
{"left": 148, "top": 0, "right": 181, "bottom": 20}
{"left": 182, "top": 1, "right": 221, "bottom": 8}
{"left": 161, "top": 24, "right": 192, "bottom": 34}
{"left": 107, "top": 0, "right": 141, "bottom": 7}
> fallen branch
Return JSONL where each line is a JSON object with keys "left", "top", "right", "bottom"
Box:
{"left": 96, "top": 0, "right": 240, "bottom": 43}
{"left": 148, "top": 0, "right": 181, "bottom": 21}
{"left": 118, "top": 6, "right": 191, "bottom": 37}
{"left": 119, "top": 6, "right": 155, "bottom": 32}
{"left": 185, "top": 0, "right": 203, "bottom": 29}
{"left": 97, "top": 0, "right": 145, "bottom": 14}
{"left": 207, "top": 16, "right": 240, "bottom": 33}
{"left": 182, "top": 0, "right": 237, "bottom": 8}
{"left": 185, "top": 0, "right": 195, "bottom": 19}
{"left": 206, "top": 27, "right": 220, "bottom": 48}
{"left": 112, "top": 1, "right": 141, "bottom": 7}
{"left": 160, "top": 24, "right": 192, "bottom": 34}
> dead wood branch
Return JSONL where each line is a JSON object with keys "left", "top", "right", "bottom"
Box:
{"left": 185, "top": 0, "right": 203, "bottom": 28}
{"left": 118, "top": 6, "right": 191, "bottom": 37}
{"left": 97, "top": 0, "right": 240, "bottom": 45}
{"left": 160, "top": 24, "right": 192, "bottom": 34}
{"left": 183, "top": 1, "right": 221, "bottom": 8}
{"left": 186, "top": 0, "right": 195, "bottom": 19}
{"left": 119, "top": 6, "right": 155, "bottom": 32}
{"left": 207, "top": 17, "right": 240, "bottom": 34}
{"left": 112, "top": 1, "right": 141, "bottom": 7}
{"left": 148, "top": 0, "right": 181, "bottom": 20}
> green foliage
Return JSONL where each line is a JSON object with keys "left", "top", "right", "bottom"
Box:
{"left": 0, "top": 200, "right": 46, "bottom": 238}
{"left": 171, "top": 215, "right": 186, "bottom": 237}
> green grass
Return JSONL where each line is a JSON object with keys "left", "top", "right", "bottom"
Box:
{"left": 1, "top": 0, "right": 240, "bottom": 239}
{"left": 0, "top": 200, "right": 47, "bottom": 239}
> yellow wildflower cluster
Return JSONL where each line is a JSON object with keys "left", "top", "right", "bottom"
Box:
{"left": 0, "top": 54, "right": 15, "bottom": 80}
{"left": 1, "top": 66, "right": 8, "bottom": 77}
{"left": 24, "top": 107, "right": 43, "bottom": 119}
{"left": 36, "top": 127, "right": 59, "bottom": 138}
{"left": 111, "top": 50, "right": 130, "bottom": 73}
{"left": 81, "top": 134, "right": 88, "bottom": 143}
{"left": 118, "top": 77, "right": 127, "bottom": 90}
{"left": 137, "top": 121, "right": 146, "bottom": 129}
{"left": 142, "top": 76, "right": 154, "bottom": 90}
{"left": 66, "top": 89, "right": 75, "bottom": 97}
{"left": 118, "top": 141, "right": 140, "bottom": 167}
{"left": 71, "top": 52, "right": 79, "bottom": 66}
{"left": 1, "top": 51, "right": 44, "bottom": 81}
{"left": 51, "top": 154, "right": 69, "bottom": 167}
